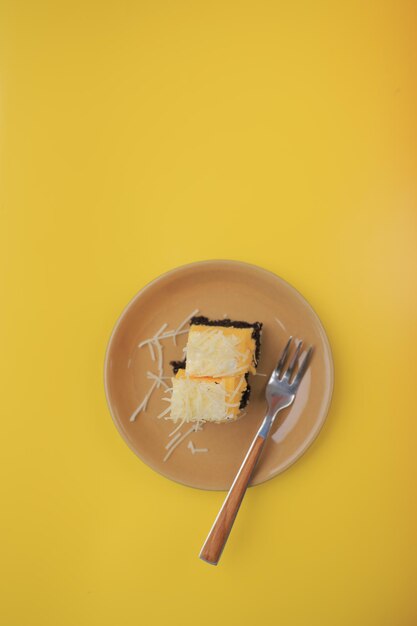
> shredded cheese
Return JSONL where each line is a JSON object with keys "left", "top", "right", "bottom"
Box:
{"left": 167, "top": 376, "right": 239, "bottom": 423}
{"left": 187, "top": 440, "right": 208, "bottom": 455}
{"left": 275, "top": 316, "right": 286, "bottom": 331}
{"left": 146, "top": 371, "right": 169, "bottom": 389}
{"left": 148, "top": 342, "right": 155, "bottom": 361}
{"left": 163, "top": 329, "right": 189, "bottom": 339}
{"left": 168, "top": 418, "right": 186, "bottom": 437}
{"left": 156, "top": 405, "right": 171, "bottom": 419}
{"left": 138, "top": 328, "right": 189, "bottom": 347}
{"left": 154, "top": 339, "right": 163, "bottom": 377}
{"left": 213, "top": 365, "right": 250, "bottom": 377}
{"left": 153, "top": 322, "right": 168, "bottom": 339}
{"left": 172, "top": 308, "right": 199, "bottom": 346}
{"left": 137, "top": 322, "right": 167, "bottom": 349}
{"left": 165, "top": 431, "right": 182, "bottom": 450}
{"left": 163, "top": 424, "right": 200, "bottom": 462}
{"left": 185, "top": 328, "right": 253, "bottom": 378}
{"left": 128, "top": 379, "right": 158, "bottom": 422}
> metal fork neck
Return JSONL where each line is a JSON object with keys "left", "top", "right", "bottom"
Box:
{"left": 257, "top": 408, "right": 279, "bottom": 440}
{"left": 258, "top": 396, "right": 294, "bottom": 440}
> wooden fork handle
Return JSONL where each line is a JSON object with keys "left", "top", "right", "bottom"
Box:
{"left": 199, "top": 434, "right": 266, "bottom": 565}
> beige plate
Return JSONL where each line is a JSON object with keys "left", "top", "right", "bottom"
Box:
{"left": 104, "top": 260, "right": 334, "bottom": 490}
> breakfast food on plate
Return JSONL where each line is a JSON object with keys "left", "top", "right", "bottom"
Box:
{"left": 166, "top": 316, "right": 262, "bottom": 424}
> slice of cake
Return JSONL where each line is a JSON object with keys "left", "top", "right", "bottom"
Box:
{"left": 165, "top": 316, "right": 262, "bottom": 424}
{"left": 168, "top": 369, "right": 248, "bottom": 423}
{"left": 185, "top": 316, "right": 261, "bottom": 378}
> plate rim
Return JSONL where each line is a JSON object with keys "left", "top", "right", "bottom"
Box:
{"left": 104, "top": 259, "right": 334, "bottom": 490}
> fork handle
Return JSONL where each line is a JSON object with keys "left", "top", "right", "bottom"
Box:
{"left": 199, "top": 433, "right": 266, "bottom": 565}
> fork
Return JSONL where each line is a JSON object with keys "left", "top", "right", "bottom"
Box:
{"left": 199, "top": 337, "right": 313, "bottom": 565}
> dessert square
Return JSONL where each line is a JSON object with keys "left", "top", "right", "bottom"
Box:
{"left": 167, "top": 315, "right": 262, "bottom": 424}
{"left": 185, "top": 316, "right": 261, "bottom": 378}
{"left": 168, "top": 369, "right": 248, "bottom": 423}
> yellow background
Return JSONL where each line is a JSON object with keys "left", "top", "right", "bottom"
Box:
{"left": 1, "top": 1, "right": 416, "bottom": 625}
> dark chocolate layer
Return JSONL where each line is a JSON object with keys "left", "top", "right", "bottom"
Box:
{"left": 170, "top": 359, "right": 186, "bottom": 374}
{"left": 239, "top": 372, "right": 251, "bottom": 409}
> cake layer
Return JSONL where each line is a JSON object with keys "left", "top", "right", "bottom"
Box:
{"left": 185, "top": 321, "right": 258, "bottom": 378}
{"left": 167, "top": 369, "right": 248, "bottom": 423}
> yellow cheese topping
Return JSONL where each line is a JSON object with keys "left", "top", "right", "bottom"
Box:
{"left": 167, "top": 369, "right": 247, "bottom": 423}
{"left": 185, "top": 325, "right": 256, "bottom": 378}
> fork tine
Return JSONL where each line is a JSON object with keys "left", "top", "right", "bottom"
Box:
{"left": 275, "top": 336, "right": 293, "bottom": 377}
{"left": 283, "top": 340, "right": 303, "bottom": 382}
{"left": 292, "top": 346, "right": 313, "bottom": 388}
